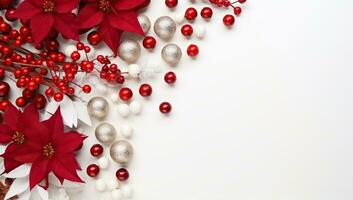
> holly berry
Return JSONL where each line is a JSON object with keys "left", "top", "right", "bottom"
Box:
{"left": 142, "top": 36, "right": 157, "bottom": 49}
{"left": 185, "top": 7, "right": 198, "bottom": 20}
{"left": 187, "top": 44, "right": 199, "bottom": 57}
{"left": 119, "top": 87, "right": 133, "bottom": 101}
{"left": 90, "top": 144, "right": 104, "bottom": 157}
{"left": 164, "top": 72, "right": 177, "bottom": 84}
{"left": 139, "top": 83, "right": 152, "bottom": 97}
{"left": 15, "top": 97, "right": 26, "bottom": 107}
{"left": 53, "top": 92, "right": 64, "bottom": 102}
{"left": 116, "top": 168, "right": 129, "bottom": 181}
{"left": 223, "top": 14, "right": 235, "bottom": 26}
{"left": 33, "top": 94, "right": 47, "bottom": 110}
{"left": 234, "top": 6, "right": 242, "bottom": 15}
{"left": 87, "top": 164, "right": 100, "bottom": 177}
{"left": 181, "top": 24, "right": 193, "bottom": 36}
{"left": 82, "top": 85, "right": 91, "bottom": 93}
{"left": 87, "top": 31, "right": 102, "bottom": 46}
{"left": 0, "top": 81, "right": 10, "bottom": 97}
{"left": 238, "top": 0, "right": 246, "bottom": 3}
{"left": 201, "top": 7, "right": 213, "bottom": 19}
{"left": 159, "top": 102, "right": 172, "bottom": 114}
{"left": 165, "top": 0, "right": 178, "bottom": 8}
{"left": 5, "top": 8, "right": 17, "bottom": 21}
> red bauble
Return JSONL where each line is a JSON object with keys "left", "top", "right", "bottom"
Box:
{"left": 223, "top": 14, "right": 235, "bottom": 26}
{"left": 53, "top": 92, "right": 64, "bottom": 102}
{"left": 82, "top": 85, "right": 91, "bottom": 93}
{"left": 159, "top": 102, "right": 172, "bottom": 113}
{"left": 142, "top": 36, "right": 157, "bottom": 49}
{"left": 0, "top": 81, "right": 10, "bottom": 97}
{"left": 181, "top": 24, "right": 193, "bottom": 36}
{"left": 116, "top": 168, "right": 129, "bottom": 181}
{"left": 15, "top": 97, "right": 26, "bottom": 107}
{"left": 185, "top": 7, "right": 198, "bottom": 20}
{"left": 87, "top": 31, "right": 102, "bottom": 46}
{"left": 234, "top": 6, "right": 242, "bottom": 15}
{"left": 187, "top": 44, "right": 199, "bottom": 57}
{"left": 139, "top": 83, "right": 152, "bottom": 97}
{"left": 87, "top": 164, "right": 100, "bottom": 177}
{"left": 201, "top": 7, "right": 213, "bottom": 19}
{"left": 119, "top": 87, "right": 133, "bottom": 101}
{"left": 90, "top": 144, "right": 104, "bottom": 157}
{"left": 164, "top": 72, "right": 177, "bottom": 84}
{"left": 165, "top": 0, "right": 178, "bottom": 8}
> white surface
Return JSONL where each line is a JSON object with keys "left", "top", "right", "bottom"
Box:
{"left": 74, "top": 0, "right": 353, "bottom": 200}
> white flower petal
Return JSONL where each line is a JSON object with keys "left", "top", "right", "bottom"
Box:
{"left": 4, "top": 164, "right": 31, "bottom": 178}
{"left": 0, "top": 144, "right": 8, "bottom": 154}
{"left": 73, "top": 101, "right": 92, "bottom": 127}
{"left": 36, "top": 186, "right": 49, "bottom": 200}
{"left": 17, "top": 189, "right": 30, "bottom": 200}
{"left": 5, "top": 178, "right": 29, "bottom": 200}
{"left": 60, "top": 96, "right": 78, "bottom": 128}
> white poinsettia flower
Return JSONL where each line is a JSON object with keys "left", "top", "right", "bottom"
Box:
{"left": 48, "top": 189, "right": 69, "bottom": 200}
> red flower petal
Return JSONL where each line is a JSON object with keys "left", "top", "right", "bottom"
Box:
{"left": 4, "top": 103, "right": 20, "bottom": 131}
{"left": 53, "top": 13, "right": 79, "bottom": 41}
{"left": 55, "top": 0, "right": 80, "bottom": 13}
{"left": 54, "top": 131, "right": 86, "bottom": 154}
{"left": 4, "top": 145, "right": 42, "bottom": 163}
{"left": 98, "top": 17, "right": 122, "bottom": 55}
{"left": 76, "top": 4, "right": 104, "bottom": 29}
{"left": 29, "top": 158, "right": 50, "bottom": 190}
{"left": 30, "top": 13, "right": 54, "bottom": 44}
{"left": 108, "top": 11, "right": 144, "bottom": 36}
{"left": 43, "top": 107, "right": 64, "bottom": 140}
{"left": 31, "top": 0, "right": 44, "bottom": 7}
{"left": 13, "top": 0, "right": 41, "bottom": 22}
{"left": 1, "top": 144, "right": 22, "bottom": 173}
{"left": 114, "top": 0, "right": 147, "bottom": 11}
{"left": 51, "top": 155, "right": 84, "bottom": 183}
{"left": 0, "top": 124, "right": 13, "bottom": 144}
{"left": 22, "top": 104, "right": 39, "bottom": 122}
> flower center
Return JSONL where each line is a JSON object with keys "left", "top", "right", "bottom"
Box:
{"left": 99, "top": 0, "right": 113, "bottom": 12}
{"left": 12, "top": 131, "right": 25, "bottom": 145}
{"left": 43, "top": 143, "right": 55, "bottom": 159}
{"left": 42, "top": 0, "right": 55, "bottom": 13}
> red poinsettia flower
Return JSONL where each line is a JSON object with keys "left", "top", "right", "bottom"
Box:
{"left": 3, "top": 108, "right": 86, "bottom": 189}
{"left": 14, "top": 0, "right": 80, "bottom": 44}
{"left": 0, "top": 103, "right": 45, "bottom": 173}
{"left": 76, "top": 0, "right": 146, "bottom": 54}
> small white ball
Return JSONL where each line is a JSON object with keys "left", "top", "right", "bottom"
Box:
{"left": 122, "top": 185, "right": 133, "bottom": 198}
{"left": 117, "top": 104, "right": 130, "bottom": 117}
{"left": 107, "top": 179, "right": 120, "bottom": 190}
{"left": 129, "top": 101, "right": 142, "bottom": 115}
{"left": 96, "top": 84, "right": 107, "bottom": 94}
{"left": 111, "top": 190, "right": 123, "bottom": 200}
{"left": 174, "top": 13, "right": 185, "bottom": 24}
{"left": 95, "top": 179, "right": 106, "bottom": 192}
{"left": 98, "top": 156, "right": 109, "bottom": 169}
{"left": 120, "top": 124, "right": 133, "bottom": 138}
{"left": 195, "top": 25, "right": 206, "bottom": 39}
{"left": 110, "top": 93, "right": 120, "bottom": 104}
{"left": 128, "top": 64, "right": 141, "bottom": 78}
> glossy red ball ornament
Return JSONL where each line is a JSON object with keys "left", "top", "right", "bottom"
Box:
{"left": 142, "top": 36, "right": 157, "bottom": 49}
{"left": 201, "top": 7, "right": 213, "bottom": 19}
{"left": 87, "top": 31, "right": 102, "bottom": 46}
{"left": 87, "top": 164, "right": 100, "bottom": 177}
{"left": 159, "top": 102, "right": 172, "bottom": 114}
{"left": 0, "top": 81, "right": 10, "bottom": 97}
{"left": 116, "top": 168, "right": 129, "bottom": 181}
{"left": 16, "top": 97, "right": 26, "bottom": 107}
{"left": 165, "top": 0, "right": 178, "bottom": 8}
{"left": 223, "top": 14, "right": 235, "bottom": 26}
{"left": 187, "top": 44, "right": 199, "bottom": 57}
{"left": 181, "top": 24, "right": 193, "bottom": 36}
{"left": 139, "top": 83, "right": 152, "bottom": 97}
{"left": 53, "top": 92, "right": 64, "bottom": 102}
{"left": 164, "top": 72, "right": 177, "bottom": 84}
{"left": 185, "top": 7, "right": 198, "bottom": 20}
{"left": 82, "top": 85, "right": 91, "bottom": 93}
{"left": 90, "top": 144, "right": 104, "bottom": 157}
{"left": 238, "top": 0, "right": 246, "bottom": 3}
{"left": 119, "top": 87, "right": 133, "bottom": 101}
{"left": 234, "top": 6, "right": 242, "bottom": 15}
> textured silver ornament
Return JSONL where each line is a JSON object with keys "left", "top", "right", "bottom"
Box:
{"left": 87, "top": 97, "right": 109, "bottom": 119}
{"left": 138, "top": 14, "right": 151, "bottom": 34}
{"left": 95, "top": 123, "right": 117, "bottom": 144}
{"left": 161, "top": 43, "right": 182, "bottom": 66}
{"left": 118, "top": 40, "right": 141, "bottom": 63}
{"left": 110, "top": 140, "right": 134, "bottom": 165}
{"left": 154, "top": 16, "right": 176, "bottom": 41}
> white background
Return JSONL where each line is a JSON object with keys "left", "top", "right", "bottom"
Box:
{"left": 75, "top": 0, "right": 353, "bottom": 200}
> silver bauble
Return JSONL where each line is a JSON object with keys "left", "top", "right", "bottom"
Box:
{"left": 110, "top": 140, "right": 134, "bottom": 165}
{"left": 118, "top": 40, "right": 141, "bottom": 63}
{"left": 161, "top": 43, "right": 182, "bottom": 66}
{"left": 138, "top": 14, "right": 151, "bottom": 34}
{"left": 87, "top": 97, "right": 109, "bottom": 119}
{"left": 154, "top": 16, "right": 176, "bottom": 40}
{"left": 95, "top": 123, "right": 117, "bottom": 144}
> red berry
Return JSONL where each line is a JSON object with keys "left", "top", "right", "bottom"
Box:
{"left": 0, "top": 100, "right": 10, "bottom": 112}
{"left": 238, "top": 0, "right": 246, "bottom": 3}
{"left": 76, "top": 42, "right": 84, "bottom": 50}
{"left": 164, "top": 72, "right": 177, "bottom": 84}
{"left": 22, "top": 88, "right": 35, "bottom": 100}
{"left": 33, "top": 94, "right": 47, "bottom": 110}
{"left": 139, "top": 83, "right": 152, "bottom": 97}
{"left": 90, "top": 144, "right": 104, "bottom": 157}
{"left": 223, "top": 14, "right": 235, "bottom": 26}
{"left": 45, "top": 40, "right": 59, "bottom": 52}
{"left": 82, "top": 85, "right": 91, "bottom": 93}
{"left": 187, "top": 44, "right": 199, "bottom": 57}
{"left": 87, "top": 31, "right": 102, "bottom": 46}
{"left": 87, "top": 164, "right": 100, "bottom": 177}
{"left": 159, "top": 102, "right": 172, "bottom": 114}
{"left": 234, "top": 6, "right": 242, "bottom": 15}
{"left": 119, "top": 87, "right": 133, "bottom": 101}
{"left": 16, "top": 97, "right": 26, "bottom": 107}
{"left": 185, "top": 7, "right": 198, "bottom": 20}
{"left": 201, "top": 7, "right": 213, "bottom": 19}
{"left": 165, "top": 0, "right": 178, "bottom": 8}
{"left": 5, "top": 8, "right": 17, "bottom": 21}
{"left": 54, "top": 92, "right": 63, "bottom": 102}
{"left": 71, "top": 51, "right": 80, "bottom": 61}
{"left": 181, "top": 24, "right": 193, "bottom": 36}
{"left": 0, "top": 81, "right": 10, "bottom": 97}
{"left": 142, "top": 36, "right": 157, "bottom": 49}
{"left": 116, "top": 168, "right": 129, "bottom": 181}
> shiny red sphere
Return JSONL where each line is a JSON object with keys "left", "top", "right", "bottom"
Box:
{"left": 181, "top": 24, "right": 193, "bottom": 36}
{"left": 143, "top": 36, "right": 157, "bottom": 49}
{"left": 87, "top": 31, "right": 102, "bottom": 46}
{"left": 201, "top": 7, "right": 213, "bottom": 19}
{"left": 5, "top": 8, "right": 16, "bottom": 21}
{"left": 165, "top": 0, "right": 178, "bottom": 8}
{"left": 116, "top": 168, "right": 129, "bottom": 181}
{"left": 234, "top": 6, "right": 242, "bottom": 15}
{"left": 238, "top": 0, "right": 246, "bottom": 3}
{"left": 87, "top": 164, "right": 100, "bottom": 177}
{"left": 119, "top": 87, "right": 133, "bottom": 101}
{"left": 0, "top": 81, "right": 10, "bottom": 97}
{"left": 15, "top": 97, "right": 26, "bottom": 107}
{"left": 82, "top": 85, "right": 91, "bottom": 93}
{"left": 187, "top": 44, "right": 199, "bottom": 57}
{"left": 223, "top": 14, "right": 235, "bottom": 26}
{"left": 139, "top": 83, "right": 152, "bottom": 97}
{"left": 53, "top": 92, "right": 63, "bottom": 102}
{"left": 90, "top": 144, "right": 104, "bottom": 157}
{"left": 185, "top": 7, "right": 198, "bottom": 20}
{"left": 164, "top": 72, "right": 177, "bottom": 84}
{"left": 33, "top": 94, "right": 47, "bottom": 110}
{"left": 159, "top": 102, "right": 172, "bottom": 114}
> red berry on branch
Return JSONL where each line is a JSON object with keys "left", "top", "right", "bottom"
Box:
{"left": 71, "top": 51, "right": 80, "bottom": 61}
{"left": 201, "top": 7, "right": 213, "bottom": 19}
{"left": 54, "top": 92, "right": 64, "bottom": 102}
{"left": 164, "top": 72, "right": 177, "bottom": 84}
{"left": 142, "top": 36, "right": 156, "bottom": 49}
{"left": 185, "top": 7, "right": 198, "bottom": 20}
{"left": 181, "top": 24, "right": 193, "bottom": 36}
{"left": 5, "top": 8, "right": 17, "bottom": 21}
{"left": 116, "top": 168, "right": 129, "bottom": 181}
{"left": 33, "top": 94, "right": 47, "bottom": 110}
{"left": 0, "top": 81, "right": 9, "bottom": 97}
{"left": 223, "top": 14, "right": 235, "bottom": 26}
{"left": 238, "top": 0, "right": 246, "bottom": 4}
{"left": 187, "top": 44, "right": 199, "bottom": 57}
{"left": 82, "top": 85, "right": 91, "bottom": 93}
{"left": 234, "top": 6, "right": 242, "bottom": 15}
{"left": 87, "top": 31, "right": 102, "bottom": 46}
{"left": 45, "top": 40, "right": 59, "bottom": 52}
{"left": 139, "top": 83, "right": 152, "bottom": 97}
{"left": 0, "top": 99, "right": 10, "bottom": 111}
{"left": 159, "top": 102, "right": 172, "bottom": 114}
{"left": 165, "top": 0, "right": 178, "bottom": 8}
{"left": 90, "top": 144, "right": 104, "bottom": 157}
{"left": 16, "top": 97, "right": 27, "bottom": 107}
{"left": 119, "top": 87, "right": 133, "bottom": 101}
{"left": 87, "top": 164, "right": 100, "bottom": 177}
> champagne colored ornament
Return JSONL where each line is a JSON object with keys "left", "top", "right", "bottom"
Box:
{"left": 110, "top": 140, "right": 134, "bottom": 165}
{"left": 88, "top": 97, "right": 109, "bottom": 119}
{"left": 138, "top": 14, "right": 151, "bottom": 34}
{"left": 95, "top": 123, "right": 117, "bottom": 144}
{"left": 118, "top": 40, "right": 141, "bottom": 63}
{"left": 154, "top": 16, "right": 176, "bottom": 40}
{"left": 161, "top": 43, "right": 182, "bottom": 66}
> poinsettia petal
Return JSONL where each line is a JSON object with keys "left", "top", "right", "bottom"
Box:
{"left": 1, "top": 144, "right": 22, "bottom": 173}
{"left": 114, "top": 0, "right": 147, "bottom": 11}
{"left": 4, "top": 164, "right": 31, "bottom": 178}
{"left": 31, "top": 0, "right": 44, "bottom": 7}
{"left": 35, "top": 186, "right": 49, "bottom": 200}
{"left": 4, "top": 145, "right": 41, "bottom": 163}
{"left": 54, "top": 131, "right": 86, "bottom": 154}
{"left": 14, "top": 0, "right": 42, "bottom": 21}
{"left": 4, "top": 178, "right": 29, "bottom": 200}
{"left": 29, "top": 159, "right": 49, "bottom": 190}
{"left": 98, "top": 18, "right": 121, "bottom": 55}
{"left": 22, "top": 104, "right": 39, "bottom": 122}
{"left": 108, "top": 11, "right": 144, "bottom": 36}
{"left": 56, "top": 0, "right": 80, "bottom": 13}
{"left": 43, "top": 107, "right": 64, "bottom": 140}
{"left": 54, "top": 13, "right": 79, "bottom": 41}
{"left": 76, "top": 4, "right": 104, "bottom": 29}
{"left": 4, "top": 103, "right": 20, "bottom": 131}
{"left": 51, "top": 155, "right": 84, "bottom": 183}
{"left": 0, "top": 124, "right": 13, "bottom": 144}
{"left": 30, "top": 13, "right": 54, "bottom": 44}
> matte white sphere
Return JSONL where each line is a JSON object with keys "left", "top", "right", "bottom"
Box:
{"left": 195, "top": 25, "right": 206, "bottom": 39}
{"left": 120, "top": 124, "right": 133, "bottom": 138}
{"left": 128, "top": 64, "right": 141, "bottom": 78}
{"left": 129, "top": 101, "right": 142, "bottom": 115}
{"left": 117, "top": 104, "right": 130, "bottom": 117}
{"left": 87, "top": 97, "right": 109, "bottom": 119}
{"left": 111, "top": 190, "right": 123, "bottom": 200}
{"left": 107, "top": 179, "right": 120, "bottom": 190}
{"left": 95, "top": 179, "right": 106, "bottom": 192}
{"left": 122, "top": 185, "right": 133, "bottom": 198}
{"left": 154, "top": 16, "right": 176, "bottom": 40}
{"left": 138, "top": 14, "right": 151, "bottom": 34}
{"left": 174, "top": 13, "right": 185, "bottom": 24}
{"left": 110, "top": 140, "right": 134, "bottom": 165}
{"left": 118, "top": 40, "right": 141, "bottom": 63}
{"left": 161, "top": 43, "right": 182, "bottom": 66}
{"left": 95, "top": 123, "right": 117, "bottom": 144}
{"left": 98, "top": 156, "right": 109, "bottom": 169}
